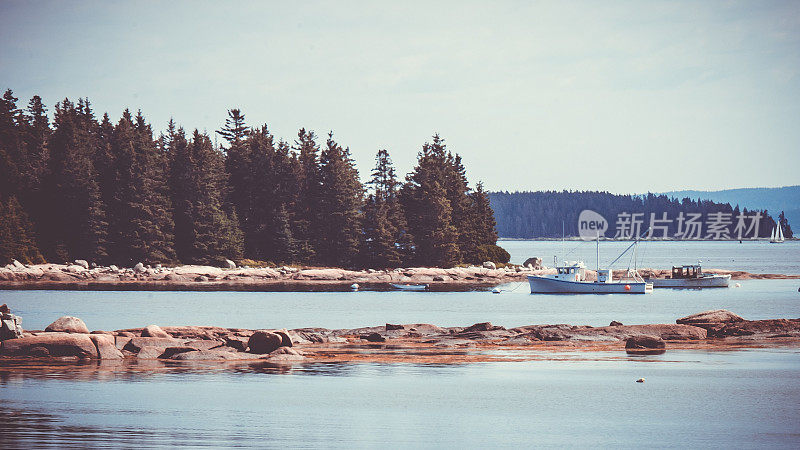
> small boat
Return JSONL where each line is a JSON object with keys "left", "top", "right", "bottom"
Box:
{"left": 391, "top": 283, "right": 429, "bottom": 291}
{"left": 528, "top": 233, "right": 653, "bottom": 294}
{"left": 645, "top": 264, "right": 730, "bottom": 288}
{"left": 770, "top": 223, "right": 785, "bottom": 243}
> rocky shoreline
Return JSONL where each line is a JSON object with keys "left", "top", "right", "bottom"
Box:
{"left": 2, "top": 308, "right": 799, "bottom": 365}
{"left": 1, "top": 260, "right": 797, "bottom": 291}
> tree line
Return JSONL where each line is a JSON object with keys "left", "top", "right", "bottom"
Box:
{"left": 0, "top": 89, "right": 505, "bottom": 267}
{"left": 489, "top": 191, "right": 793, "bottom": 239}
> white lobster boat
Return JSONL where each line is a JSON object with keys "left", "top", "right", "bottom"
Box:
{"left": 645, "top": 264, "right": 730, "bottom": 288}
{"left": 528, "top": 233, "right": 653, "bottom": 294}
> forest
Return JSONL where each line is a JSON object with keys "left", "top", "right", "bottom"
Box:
{"left": 489, "top": 191, "right": 794, "bottom": 239}
{"left": 0, "top": 89, "right": 504, "bottom": 268}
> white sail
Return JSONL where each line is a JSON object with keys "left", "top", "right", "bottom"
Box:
{"left": 771, "top": 227, "right": 776, "bottom": 241}
{"left": 778, "top": 224, "right": 784, "bottom": 241}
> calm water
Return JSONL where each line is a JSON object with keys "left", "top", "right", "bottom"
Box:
{"left": 1, "top": 240, "right": 799, "bottom": 448}
{"left": 1, "top": 350, "right": 799, "bottom": 448}
{"left": 498, "top": 239, "right": 800, "bottom": 274}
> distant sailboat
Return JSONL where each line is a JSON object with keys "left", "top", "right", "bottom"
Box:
{"left": 770, "top": 222, "right": 785, "bottom": 243}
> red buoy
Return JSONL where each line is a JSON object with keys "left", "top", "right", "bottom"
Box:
{"left": 624, "top": 284, "right": 631, "bottom": 291}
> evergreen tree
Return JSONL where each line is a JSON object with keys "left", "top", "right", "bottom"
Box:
{"left": 0, "top": 195, "right": 45, "bottom": 265}
{"left": 316, "top": 132, "right": 364, "bottom": 267}
{"left": 362, "top": 149, "right": 411, "bottom": 268}
{"left": 41, "top": 99, "right": 107, "bottom": 262}
{"left": 108, "top": 110, "right": 175, "bottom": 265}
{"left": 400, "top": 135, "right": 459, "bottom": 267}
{"left": 292, "top": 128, "right": 322, "bottom": 263}
{"left": 0, "top": 89, "right": 23, "bottom": 201}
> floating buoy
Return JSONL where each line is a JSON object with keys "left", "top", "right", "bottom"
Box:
{"left": 636, "top": 378, "right": 645, "bottom": 383}
{"left": 624, "top": 284, "right": 631, "bottom": 291}
{"left": 350, "top": 283, "right": 359, "bottom": 291}
{"left": 492, "top": 287, "right": 502, "bottom": 294}
{"left": 734, "top": 283, "right": 741, "bottom": 288}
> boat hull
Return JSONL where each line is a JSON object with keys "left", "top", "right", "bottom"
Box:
{"left": 646, "top": 274, "right": 731, "bottom": 288}
{"left": 527, "top": 276, "right": 652, "bottom": 294}
{"left": 390, "top": 284, "right": 428, "bottom": 291}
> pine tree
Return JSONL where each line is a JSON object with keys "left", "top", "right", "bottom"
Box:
{"left": 400, "top": 135, "right": 459, "bottom": 267}
{"left": 0, "top": 89, "right": 23, "bottom": 201}
{"left": 362, "top": 149, "right": 411, "bottom": 268}
{"left": 292, "top": 128, "right": 322, "bottom": 263}
{"left": 44, "top": 98, "right": 108, "bottom": 262}
{"left": 0, "top": 195, "right": 45, "bottom": 265}
{"left": 316, "top": 132, "right": 364, "bottom": 267}
{"left": 108, "top": 110, "right": 175, "bottom": 265}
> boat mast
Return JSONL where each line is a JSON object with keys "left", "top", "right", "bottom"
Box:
{"left": 596, "top": 231, "right": 599, "bottom": 275}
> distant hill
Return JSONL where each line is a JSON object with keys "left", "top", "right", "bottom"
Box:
{"left": 659, "top": 186, "right": 800, "bottom": 228}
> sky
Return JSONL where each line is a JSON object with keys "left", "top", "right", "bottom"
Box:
{"left": 1, "top": 0, "right": 799, "bottom": 193}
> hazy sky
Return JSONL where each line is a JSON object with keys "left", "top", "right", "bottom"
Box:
{"left": 1, "top": 1, "right": 798, "bottom": 193}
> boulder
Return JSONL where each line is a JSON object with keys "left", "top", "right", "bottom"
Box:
{"left": 141, "top": 324, "right": 170, "bottom": 338}
{"left": 274, "top": 330, "right": 293, "bottom": 347}
{"left": 0, "top": 304, "right": 9, "bottom": 314}
{"left": 0, "top": 333, "right": 98, "bottom": 358}
{"left": 45, "top": 316, "right": 89, "bottom": 334}
{"left": 523, "top": 257, "right": 542, "bottom": 269}
{"left": 1, "top": 306, "right": 23, "bottom": 341}
{"left": 361, "top": 332, "right": 385, "bottom": 342}
{"left": 133, "top": 262, "right": 146, "bottom": 273}
{"left": 247, "top": 331, "right": 283, "bottom": 354}
{"left": 171, "top": 349, "right": 241, "bottom": 360}
{"left": 386, "top": 323, "right": 404, "bottom": 331}
{"left": 12, "top": 260, "right": 25, "bottom": 269}
{"left": 625, "top": 335, "right": 666, "bottom": 354}
{"left": 677, "top": 309, "right": 744, "bottom": 325}
{"left": 610, "top": 321, "right": 623, "bottom": 326}
{"left": 224, "top": 336, "right": 250, "bottom": 352}
{"left": 89, "top": 334, "right": 124, "bottom": 359}
{"left": 263, "top": 346, "right": 305, "bottom": 361}
{"left": 482, "top": 261, "right": 497, "bottom": 269}
{"left": 136, "top": 346, "right": 166, "bottom": 359}
{"left": 123, "top": 337, "right": 185, "bottom": 353}
{"left": 224, "top": 259, "right": 236, "bottom": 269}
{"left": 74, "top": 259, "right": 89, "bottom": 269}
{"left": 463, "top": 322, "right": 504, "bottom": 332}
{"left": 160, "top": 346, "right": 197, "bottom": 359}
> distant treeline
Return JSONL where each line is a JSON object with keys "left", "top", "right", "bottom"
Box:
{"left": 489, "top": 191, "right": 794, "bottom": 239}
{"left": 0, "top": 89, "right": 505, "bottom": 268}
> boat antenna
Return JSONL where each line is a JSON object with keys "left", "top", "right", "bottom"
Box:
{"left": 596, "top": 231, "right": 600, "bottom": 275}
{"left": 607, "top": 228, "right": 651, "bottom": 268}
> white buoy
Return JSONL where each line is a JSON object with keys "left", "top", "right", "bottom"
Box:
{"left": 492, "top": 287, "right": 502, "bottom": 294}
{"left": 734, "top": 283, "right": 741, "bottom": 288}
{"left": 351, "top": 283, "right": 359, "bottom": 290}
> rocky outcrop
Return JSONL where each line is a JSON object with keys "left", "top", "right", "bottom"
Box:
{"left": 247, "top": 331, "right": 283, "bottom": 354}
{"left": 625, "top": 335, "right": 666, "bottom": 354}
{"left": 141, "top": 324, "right": 170, "bottom": 338}
{"left": 1, "top": 304, "right": 23, "bottom": 340}
{"left": 0, "top": 333, "right": 98, "bottom": 358}
{"left": 45, "top": 316, "right": 90, "bottom": 334}
{"left": 676, "top": 309, "right": 745, "bottom": 337}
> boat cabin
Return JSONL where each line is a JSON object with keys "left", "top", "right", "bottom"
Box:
{"left": 670, "top": 265, "right": 703, "bottom": 279}
{"left": 553, "top": 263, "right": 586, "bottom": 282}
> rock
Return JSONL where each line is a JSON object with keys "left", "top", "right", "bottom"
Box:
{"left": 610, "top": 321, "right": 623, "bottom": 326}
{"left": 195, "top": 275, "right": 209, "bottom": 282}
{"left": 136, "top": 346, "right": 166, "bottom": 359}
{"left": 361, "top": 332, "right": 385, "bottom": 342}
{"left": 677, "top": 309, "right": 744, "bottom": 325}
{"left": 523, "top": 257, "right": 542, "bottom": 269}
{"left": 141, "top": 325, "right": 170, "bottom": 338}
{"left": 224, "top": 336, "right": 250, "bottom": 352}
{"left": 160, "top": 346, "right": 197, "bottom": 359}
{"left": 74, "top": 259, "right": 89, "bottom": 269}
{"left": 625, "top": 335, "right": 666, "bottom": 354}
{"left": 133, "top": 262, "right": 146, "bottom": 273}
{"left": 171, "top": 349, "right": 241, "bottom": 360}
{"left": 109, "top": 265, "right": 119, "bottom": 271}
{"left": 12, "top": 260, "right": 25, "bottom": 269}
{"left": 463, "top": 322, "right": 504, "bottom": 332}
{"left": 1, "top": 315, "right": 24, "bottom": 340}
{"left": 65, "top": 264, "right": 86, "bottom": 273}
{"left": 185, "top": 339, "right": 225, "bottom": 351}
{"left": 432, "top": 275, "right": 445, "bottom": 282}
{"left": 0, "top": 333, "right": 97, "bottom": 358}
{"left": 482, "top": 261, "right": 497, "bottom": 269}
{"left": 0, "top": 304, "right": 9, "bottom": 314}
{"left": 123, "top": 337, "right": 185, "bottom": 353}
{"left": 224, "top": 259, "right": 236, "bottom": 269}
{"left": 636, "top": 378, "right": 645, "bottom": 383}
{"left": 264, "top": 346, "right": 305, "bottom": 361}
{"left": 90, "top": 334, "right": 124, "bottom": 359}
{"left": 386, "top": 323, "right": 404, "bottom": 331}
{"left": 247, "top": 331, "right": 283, "bottom": 354}
{"left": 45, "top": 316, "right": 90, "bottom": 334}
{"left": 274, "top": 330, "right": 292, "bottom": 347}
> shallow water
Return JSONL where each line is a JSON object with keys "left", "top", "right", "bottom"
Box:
{"left": 498, "top": 239, "right": 800, "bottom": 274}
{"left": 1, "top": 349, "right": 799, "bottom": 448}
